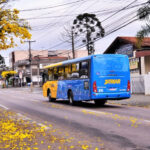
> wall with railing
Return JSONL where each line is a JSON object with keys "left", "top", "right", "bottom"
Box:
{"left": 131, "top": 74, "right": 150, "bottom": 95}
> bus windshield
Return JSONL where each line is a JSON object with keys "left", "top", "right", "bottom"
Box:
{"left": 93, "top": 56, "right": 129, "bottom": 72}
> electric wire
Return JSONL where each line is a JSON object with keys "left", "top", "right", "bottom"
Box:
{"left": 18, "top": 0, "right": 90, "bottom": 12}
{"left": 8, "top": 0, "right": 147, "bottom": 57}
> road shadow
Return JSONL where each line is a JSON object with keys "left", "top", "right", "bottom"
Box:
{"left": 45, "top": 99, "right": 123, "bottom": 109}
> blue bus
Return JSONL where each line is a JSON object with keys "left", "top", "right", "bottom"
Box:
{"left": 43, "top": 54, "right": 131, "bottom": 105}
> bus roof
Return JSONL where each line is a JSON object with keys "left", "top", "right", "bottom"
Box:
{"left": 44, "top": 55, "right": 91, "bottom": 69}
{"left": 43, "top": 54, "right": 127, "bottom": 69}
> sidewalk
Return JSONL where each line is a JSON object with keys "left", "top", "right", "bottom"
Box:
{"left": 0, "top": 85, "right": 43, "bottom": 93}
{"left": 108, "top": 94, "right": 150, "bottom": 108}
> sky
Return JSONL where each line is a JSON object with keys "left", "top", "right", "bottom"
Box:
{"left": 0, "top": 0, "right": 148, "bottom": 65}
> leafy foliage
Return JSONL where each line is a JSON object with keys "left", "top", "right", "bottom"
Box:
{"left": 0, "top": 54, "right": 6, "bottom": 70}
{"left": 0, "top": 0, "right": 31, "bottom": 50}
{"left": 0, "top": 54, "right": 4, "bottom": 64}
{"left": 72, "top": 13, "right": 105, "bottom": 55}
{"left": 137, "top": 1, "right": 150, "bottom": 47}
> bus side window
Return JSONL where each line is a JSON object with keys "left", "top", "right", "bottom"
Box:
{"left": 71, "top": 63, "right": 79, "bottom": 78}
{"left": 42, "top": 70, "right": 48, "bottom": 84}
{"left": 54, "top": 67, "right": 58, "bottom": 80}
{"left": 48, "top": 69, "right": 53, "bottom": 81}
{"left": 65, "top": 65, "right": 72, "bottom": 79}
{"left": 58, "top": 67, "right": 64, "bottom": 80}
{"left": 80, "top": 61, "right": 89, "bottom": 79}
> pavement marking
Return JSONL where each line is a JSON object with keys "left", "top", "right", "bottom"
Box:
{"left": 32, "top": 92, "right": 43, "bottom": 94}
{"left": 80, "top": 109, "right": 106, "bottom": 115}
{"left": 30, "top": 100, "right": 39, "bottom": 102}
{"left": 0, "top": 104, "right": 9, "bottom": 110}
{"left": 80, "top": 108, "right": 150, "bottom": 127}
{"left": 143, "top": 120, "right": 150, "bottom": 123}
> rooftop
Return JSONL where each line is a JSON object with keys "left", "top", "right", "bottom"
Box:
{"left": 104, "top": 36, "right": 150, "bottom": 54}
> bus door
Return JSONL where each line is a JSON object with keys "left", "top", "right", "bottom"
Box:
{"left": 68, "top": 62, "right": 90, "bottom": 101}
{"left": 78, "top": 61, "right": 90, "bottom": 100}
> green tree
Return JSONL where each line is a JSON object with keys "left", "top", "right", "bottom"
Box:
{"left": 0, "top": 55, "right": 6, "bottom": 76}
{"left": 136, "top": 1, "right": 150, "bottom": 47}
{"left": 0, "top": 54, "right": 5, "bottom": 65}
{"left": 72, "top": 13, "right": 105, "bottom": 55}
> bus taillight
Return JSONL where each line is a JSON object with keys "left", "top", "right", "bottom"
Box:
{"left": 127, "top": 80, "right": 130, "bottom": 92}
{"left": 93, "top": 81, "right": 97, "bottom": 93}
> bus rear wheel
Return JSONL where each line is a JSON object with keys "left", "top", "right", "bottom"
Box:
{"left": 48, "top": 91, "right": 56, "bottom": 102}
{"left": 68, "top": 91, "right": 75, "bottom": 105}
{"left": 94, "top": 100, "right": 107, "bottom": 106}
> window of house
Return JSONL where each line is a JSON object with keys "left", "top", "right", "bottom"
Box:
{"left": 32, "top": 69, "right": 38, "bottom": 75}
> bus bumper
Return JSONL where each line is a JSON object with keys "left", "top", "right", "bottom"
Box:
{"left": 91, "top": 92, "right": 131, "bottom": 100}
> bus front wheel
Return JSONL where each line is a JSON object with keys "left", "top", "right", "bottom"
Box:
{"left": 48, "top": 91, "right": 56, "bottom": 102}
{"left": 94, "top": 100, "right": 107, "bottom": 106}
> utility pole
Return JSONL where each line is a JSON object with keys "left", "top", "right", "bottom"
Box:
{"left": 34, "top": 55, "right": 41, "bottom": 86}
{"left": 71, "top": 30, "right": 75, "bottom": 59}
{"left": 25, "top": 40, "right": 36, "bottom": 89}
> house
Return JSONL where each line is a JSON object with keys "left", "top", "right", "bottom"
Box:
{"left": 104, "top": 36, "right": 150, "bottom": 75}
{"left": 104, "top": 36, "right": 150, "bottom": 95}
{"left": 9, "top": 49, "right": 88, "bottom": 86}
{"left": 48, "top": 49, "right": 88, "bottom": 59}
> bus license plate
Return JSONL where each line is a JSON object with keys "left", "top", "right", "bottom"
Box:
{"left": 109, "top": 88, "right": 117, "bottom": 91}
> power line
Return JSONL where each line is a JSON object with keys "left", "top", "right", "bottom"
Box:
{"left": 76, "top": 18, "right": 138, "bottom": 51}
{"left": 29, "top": 1, "right": 141, "bottom": 46}
{"left": 31, "top": 0, "right": 89, "bottom": 40}
{"left": 44, "top": 8, "right": 138, "bottom": 51}
{"left": 22, "top": 2, "right": 146, "bottom": 21}
{"left": 49, "top": 14, "right": 139, "bottom": 56}
{"left": 101, "top": 0, "right": 137, "bottom": 22}
{"left": 28, "top": 0, "right": 143, "bottom": 34}
{"left": 16, "top": 0, "right": 146, "bottom": 55}
{"left": 19, "top": 0, "right": 89, "bottom": 12}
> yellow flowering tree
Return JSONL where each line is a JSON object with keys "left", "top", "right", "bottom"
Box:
{"left": 1, "top": 70, "right": 17, "bottom": 78}
{"left": 1, "top": 70, "right": 17, "bottom": 87}
{"left": 0, "top": 0, "right": 31, "bottom": 50}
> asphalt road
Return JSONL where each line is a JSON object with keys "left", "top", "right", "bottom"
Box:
{"left": 0, "top": 88, "right": 150, "bottom": 150}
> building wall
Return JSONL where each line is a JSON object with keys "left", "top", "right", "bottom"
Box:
{"left": 140, "top": 57, "right": 145, "bottom": 75}
{"left": 57, "top": 50, "right": 88, "bottom": 59}
{"left": 144, "top": 74, "right": 150, "bottom": 95}
{"left": 75, "top": 50, "right": 88, "bottom": 58}
{"left": 10, "top": 50, "right": 87, "bottom": 68}
{"left": 145, "top": 56, "right": 150, "bottom": 74}
{"left": 131, "top": 75, "right": 145, "bottom": 94}
{"left": 14, "top": 50, "right": 48, "bottom": 63}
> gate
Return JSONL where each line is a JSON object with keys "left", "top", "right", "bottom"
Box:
{"left": 131, "top": 75, "right": 145, "bottom": 94}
